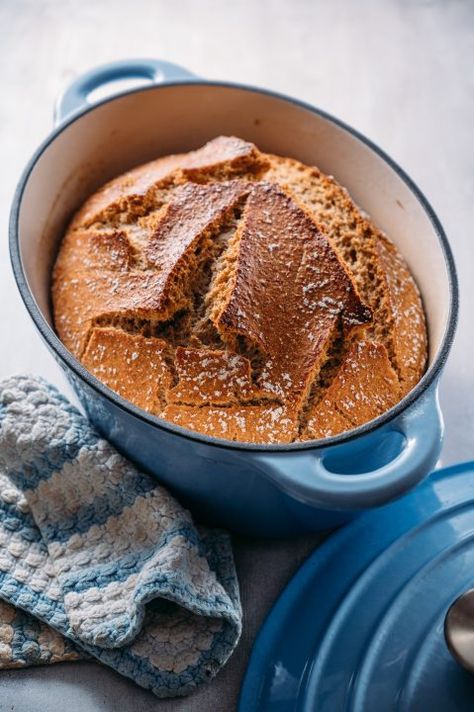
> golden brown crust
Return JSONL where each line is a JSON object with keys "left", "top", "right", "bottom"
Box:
{"left": 54, "top": 228, "right": 137, "bottom": 274}
{"left": 82, "top": 328, "right": 172, "bottom": 412}
{"left": 168, "top": 347, "right": 270, "bottom": 406}
{"left": 52, "top": 136, "right": 427, "bottom": 443}
{"left": 375, "top": 235, "right": 427, "bottom": 393}
{"left": 53, "top": 180, "right": 251, "bottom": 357}
{"left": 264, "top": 154, "right": 427, "bottom": 390}
{"left": 53, "top": 270, "right": 183, "bottom": 357}
{"left": 71, "top": 136, "right": 268, "bottom": 229}
{"left": 180, "top": 135, "right": 268, "bottom": 177}
{"left": 71, "top": 154, "right": 184, "bottom": 229}
{"left": 212, "top": 182, "right": 371, "bottom": 406}
{"left": 161, "top": 403, "right": 298, "bottom": 443}
{"left": 144, "top": 180, "right": 251, "bottom": 271}
{"left": 303, "top": 340, "right": 401, "bottom": 439}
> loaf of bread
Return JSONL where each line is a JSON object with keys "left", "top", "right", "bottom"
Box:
{"left": 52, "top": 136, "right": 427, "bottom": 443}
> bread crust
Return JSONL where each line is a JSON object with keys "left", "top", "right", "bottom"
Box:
{"left": 52, "top": 136, "right": 427, "bottom": 443}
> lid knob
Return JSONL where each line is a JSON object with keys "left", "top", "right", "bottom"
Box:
{"left": 445, "top": 588, "right": 474, "bottom": 673}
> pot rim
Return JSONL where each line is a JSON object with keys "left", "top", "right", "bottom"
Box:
{"left": 9, "top": 78, "right": 459, "bottom": 453}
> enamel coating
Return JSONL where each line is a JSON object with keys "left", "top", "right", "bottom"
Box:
{"left": 239, "top": 462, "right": 474, "bottom": 711}
{"left": 9, "top": 59, "right": 458, "bottom": 536}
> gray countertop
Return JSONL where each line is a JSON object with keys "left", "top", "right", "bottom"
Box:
{"left": 0, "top": 0, "right": 472, "bottom": 710}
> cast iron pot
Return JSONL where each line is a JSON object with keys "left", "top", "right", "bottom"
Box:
{"left": 10, "top": 59, "right": 458, "bottom": 537}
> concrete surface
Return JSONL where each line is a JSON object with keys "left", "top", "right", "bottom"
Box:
{"left": 0, "top": 0, "right": 472, "bottom": 709}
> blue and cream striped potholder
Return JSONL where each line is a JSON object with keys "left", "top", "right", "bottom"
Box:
{"left": 0, "top": 375, "right": 241, "bottom": 697}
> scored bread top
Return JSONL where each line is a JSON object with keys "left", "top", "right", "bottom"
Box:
{"left": 71, "top": 136, "right": 268, "bottom": 229}
{"left": 212, "top": 182, "right": 371, "bottom": 406}
{"left": 52, "top": 136, "right": 427, "bottom": 443}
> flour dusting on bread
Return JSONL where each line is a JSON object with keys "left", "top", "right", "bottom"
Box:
{"left": 52, "top": 136, "right": 427, "bottom": 443}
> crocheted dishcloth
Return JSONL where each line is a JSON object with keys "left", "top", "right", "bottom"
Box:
{"left": 0, "top": 375, "right": 241, "bottom": 697}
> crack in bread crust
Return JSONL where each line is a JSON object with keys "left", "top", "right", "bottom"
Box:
{"left": 52, "top": 136, "right": 427, "bottom": 443}
{"left": 264, "top": 155, "right": 427, "bottom": 391}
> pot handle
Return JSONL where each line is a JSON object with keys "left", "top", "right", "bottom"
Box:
{"left": 54, "top": 58, "right": 196, "bottom": 125}
{"left": 255, "top": 387, "right": 443, "bottom": 511}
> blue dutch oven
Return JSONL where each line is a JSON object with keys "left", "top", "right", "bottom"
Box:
{"left": 9, "top": 59, "right": 458, "bottom": 536}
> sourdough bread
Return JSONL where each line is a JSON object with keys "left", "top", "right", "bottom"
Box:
{"left": 52, "top": 136, "right": 427, "bottom": 443}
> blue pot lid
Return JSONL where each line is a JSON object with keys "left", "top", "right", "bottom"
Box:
{"left": 239, "top": 462, "right": 474, "bottom": 712}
